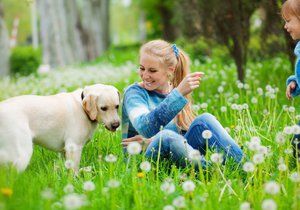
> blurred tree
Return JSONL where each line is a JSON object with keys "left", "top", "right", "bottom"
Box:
{"left": 38, "top": 0, "right": 110, "bottom": 67}
{"left": 0, "top": 1, "right": 10, "bottom": 76}
{"left": 198, "top": 0, "right": 261, "bottom": 82}
{"left": 139, "top": 0, "right": 178, "bottom": 41}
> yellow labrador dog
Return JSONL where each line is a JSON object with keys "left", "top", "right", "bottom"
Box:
{"left": 0, "top": 84, "right": 120, "bottom": 172}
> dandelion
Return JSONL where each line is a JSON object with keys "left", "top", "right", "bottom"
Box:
{"left": 283, "top": 126, "right": 293, "bottom": 135}
{"left": 264, "top": 181, "right": 280, "bottom": 195}
{"left": 140, "top": 161, "right": 151, "bottom": 172}
{"left": 251, "top": 97, "right": 258, "bottom": 104}
{"left": 160, "top": 180, "right": 175, "bottom": 194}
{"left": 83, "top": 181, "right": 95, "bottom": 192}
{"left": 202, "top": 130, "right": 212, "bottom": 139}
{"left": 262, "top": 199, "right": 277, "bottom": 210}
{"left": 79, "top": 166, "right": 92, "bottom": 173}
{"left": 289, "top": 172, "right": 300, "bottom": 182}
{"left": 127, "top": 142, "right": 142, "bottom": 155}
{"left": 292, "top": 125, "right": 300, "bottom": 135}
{"left": 242, "top": 103, "right": 249, "bottom": 110}
{"left": 41, "top": 188, "right": 55, "bottom": 200}
{"left": 63, "top": 193, "right": 87, "bottom": 210}
{"left": 65, "top": 159, "right": 75, "bottom": 170}
{"left": 275, "top": 132, "right": 286, "bottom": 144}
{"left": 247, "top": 141, "right": 260, "bottom": 151}
{"left": 218, "top": 86, "right": 224, "bottom": 93}
{"left": 137, "top": 172, "right": 145, "bottom": 178}
{"left": 240, "top": 202, "right": 251, "bottom": 210}
{"left": 107, "top": 179, "right": 121, "bottom": 188}
{"left": 182, "top": 180, "right": 196, "bottom": 193}
{"left": 243, "top": 162, "right": 255, "bottom": 173}
{"left": 188, "top": 149, "right": 202, "bottom": 161}
{"left": 278, "top": 163, "right": 287, "bottom": 172}
{"left": 256, "top": 145, "right": 268, "bottom": 155}
{"left": 233, "top": 93, "right": 239, "bottom": 99}
{"left": 252, "top": 153, "right": 264, "bottom": 164}
{"left": 237, "top": 82, "right": 244, "bottom": 89}
{"left": 64, "top": 184, "right": 74, "bottom": 194}
{"left": 200, "top": 103, "right": 208, "bottom": 109}
{"left": 1, "top": 188, "right": 13, "bottom": 197}
{"left": 172, "top": 196, "right": 185, "bottom": 208}
{"left": 104, "top": 154, "right": 117, "bottom": 163}
{"left": 163, "top": 205, "right": 175, "bottom": 210}
{"left": 220, "top": 106, "right": 227, "bottom": 112}
{"left": 288, "top": 106, "right": 295, "bottom": 113}
{"left": 210, "top": 153, "right": 223, "bottom": 164}
{"left": 257, "top": 88, "right": 263, "bottom": 95}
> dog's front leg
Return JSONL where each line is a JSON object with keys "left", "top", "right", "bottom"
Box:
{"left": 65, "top": 143, "right": 83, "bottom": 174}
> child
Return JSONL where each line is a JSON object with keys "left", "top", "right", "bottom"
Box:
{"left": 121, "top": 39, "right": 243, "bottom": 168}
{"left": 282, "top": 0, "right": 300, "bottom": 161}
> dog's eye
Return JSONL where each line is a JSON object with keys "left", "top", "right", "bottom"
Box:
{"left": 101, "top": 107, "right": 107, "bottom": 111}
{"left": 116, "top": 105, "right": 119, "bottom": 109}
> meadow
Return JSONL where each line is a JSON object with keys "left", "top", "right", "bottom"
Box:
{"left": 0, "top": 47, "right": 299, "bottom": 210}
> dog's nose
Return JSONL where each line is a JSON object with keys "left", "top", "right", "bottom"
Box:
{"left": 111, "top": 121, "right": 120, "bottom": 130}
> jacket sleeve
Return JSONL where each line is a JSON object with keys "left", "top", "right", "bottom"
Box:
{"left": 123, "top": 86, "right": 188, "bottom": 138}
{"left": 286, "top": 42, "right": 300, "bottom": 97}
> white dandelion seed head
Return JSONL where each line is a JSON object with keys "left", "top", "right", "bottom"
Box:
{"left": 221, "top": 106, "right": 227, "bottom": 112}
{"left": 233, "top": 93, "right": 239, "bottom": 99}
{"left": 275, "top": 132, "right": 286, "bottom": 144}
{"left": 104, "top": 154, "right": 118, "bottom": 163}
{"left": 261, "top": 199, "right": 277, "bottom": 210}
{"left": 64, "top": 184, "right": 74, "bottom": 194}
{"left": 252, "top": 153, "right": 265, "bottom": 164}
{"left": 200, "top": 103, "right": 208, "bottom": 109}
{"left": 107, "top": 179, "right": 121, "bottom": 188}
{"left": 127, "top": 142, "right": 142, "bottom": 155}
{"left": 292, "top": 125, "right": 300, "bottom": 135}
{"left": 290, "top": 172, "right": 300, "bottom": 182}
{"left": 283, "top": 126, "right": 293, "bottom": 135}
{"left": 288, "top": 106, "right": 295, "bottom": 113}
{"left": 256, "top": 145, "right": 269, "bottom": 155}
{"left": 284, "top": 148, "right": 293, "bottom": 154}
{"left": 250, "top": 136, "right": 261, "bottom": 144}
{"left": 210, "top": 153, "right": 223, "bottom": 164}
{"left": 247, "top": 141, "right": 260, "bottom": 152}
{"left": 296, "top": 115, "right": 300, "bottom": 120}
{"left": 242, "top": 103, "right": 249, "bottom": 110}
{"left": 65, "top": 159, "right": 75, "bottom": 170}
{"left": 218, "top": 86, "right": 224, "bottom": 93}
{"left": 237, "top": 82, "right": 244, "bottom": 89}
{"left": 182, "top": 180, "right": 196, "bottom": 192}
{"left": 243, "top": 162, "right": 255, "bottom": 173}
{"left": 140, "top": 161, "right": 151, "bottom": 172}
{"left": 244, "top": 84, "right": 249, "bottom": 89}
{"left": 240, "top": 202, "right": 251, "bottom": 210}
{"left": 264, "top": 181, "right": 280, "bottom": 195}
{"left": 79, "top": 166, "right": 92, "bottom": 173}
{"left": 83, "top": 181, "right": 95, "bottom": 192}
{"left": 160, "top": 180, "right": 175, "bottom": 194}
{"left": 263, "top": 109, "right": 269, "bottom": 115}
{"left": 278, "top": 163, "right": 287, "bottom": 171}
{"left": 63, "top": 193, "right": 87, "bottom": 210}
{"left": 251, "top": 97, "right": 258, "bottom": 104}
{"left": 202, "top": 130, "right": 212, "bottom": 139}
{"left": 172, "top": 196, "right": 186, "bottom": 208}
{"left": 257, "top": 87, "right": 263, "bottom": 95}
{"left": 188, "top": 149, "right": 202, "bottom": 161}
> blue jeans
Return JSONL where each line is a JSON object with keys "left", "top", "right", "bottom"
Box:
{"left": 145, "top": 113, "right": 244, "bottom": 168}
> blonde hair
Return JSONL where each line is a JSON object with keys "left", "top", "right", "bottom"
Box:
{"left": 282, "top": 0, "right": 300, "bottom": 20}
{"left": 140, "top": 40, "right": 195, "bottom": 130}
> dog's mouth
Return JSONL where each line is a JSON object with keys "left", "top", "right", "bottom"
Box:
{"left": 105, "top": 125, "right": 117, "bottom": 132}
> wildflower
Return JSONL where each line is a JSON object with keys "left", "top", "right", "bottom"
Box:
{"left": 262, "top": 199, "right": 277, "bottom": 210}
{"left": 79, "top": 166, "right": 92, "bottom": 173}
{"left": 65, "top": 159, "right": 75, "bottom": 170}
{"left": 278, "top": 163, "right": 287, "bottom": 172}
{"left": 172, "top": 196, "right": 185, "bottom": 208}
{"left": 104, "top": 154, "right": 117, "bottom": 163}
{"left": 41, "top": 188, "right": 55, "bottom": 200}
{"left": 275, "top": 132, "right": 286, "bottom": 144}
{"left": 252, "top": 153, "right": 264, "bottom": 164}
{"left": 63, "top": 193, "right": 87, "bottom": 210}
{"left": 247, "top": 141, "right": 260, "bottom": 151}
{"left": 292, "top": 125, "right": 300, "bottom": 135}
{"left": 127, "top": 142, "right": 142, "bottom": 155}
{"left": 107, "top": 179, "right": 120, "bottom": 188}
{"left": 257, "top": 88, "right": 263, "bottom": 95}
{"left": 83, "top": 181, "right": 95, "bottom": 192}
{"left": 202, "top": 130, "right": 212, "bottom": 139}
{"left": 188, "top": 149, "right": 202, "bottom": 161}
{"left": 283, "top": 126, "right": 293, "bottom": 135}
{"left": 137, "top": 172, "right": 145, "bottom": 178}
{"left": 1, "top": 188, "right": 13, "bottom": 197}
{"left": 237, "top": 82, "right": 244, "bottom": 89}
{"left": 182, "top": 180, "right": 196, "bottom": 192}
{"left": 218, "top": 86, "right": 224, "bottom": 93}
{"left": 160, "top": 180, "right": 175, "bottom": 194}
{"left": 140, "top": 161, "right": 151, "bottom": 172}
{"left": 200, "top": 103, "right": 208, "bottom": 109}
{"left": 231, "top": 103, "right": 238, "bottom": 110}
{"left": 64, "top": 184, "right": 74, "bottom": 194}
{"left": 163, "top": 205, "right": 175, "bottom": 210}
{"left": 240, "top": 202, "right": 251, "bottom": 210}
{"left": 220, "top": 106, "right": 227, "bottom": 112}
{"left": 210, "top": 153, "right": 223, "bottom": 164}
{"left": 290, "top": 172, "right": 300, "bottom": 182}
{"left": 243, "top": 162, "right": 255, "bottom": 173}
{"left": 256, "top": 146, "right": 268, "bottom": 155}
{"left": 251, "top": 97, "right": 258, "bottom": 104}
{"left": 250, "top": 136, "right": 261, "bottom": 144}
{"left": 233, "top": 93, "right": 239, "bottom": 99}
{"left": 242, "top": 103, "right": 249, "bottom": 110}
{"left": 288, "top": 106, "right": 295, "bottom": 113}
{"left": 264, "top": 181, "right": 280, "bottom": 195}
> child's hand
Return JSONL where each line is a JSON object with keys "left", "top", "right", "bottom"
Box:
{"left": 177, "top": 72, "right": 205, "bottom": 96}
{"left": 121, "top": 135, "right": 152, "bottom": 150}
{"left": 286, "top": 81, "right": 296, "bottom": 100}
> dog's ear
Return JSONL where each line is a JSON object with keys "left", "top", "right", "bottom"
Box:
{"left": 82, "top": 94, "right": 98, "bottom": 121}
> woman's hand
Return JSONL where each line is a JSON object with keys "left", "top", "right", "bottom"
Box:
{"left": 121, "top": 135, "right": 152, "bottom": 150}
{"left": 177, "top": 72, "right": 204, "bottom": 96}
{"left": 286, "top": 81, "right": 296, "bottom": 100}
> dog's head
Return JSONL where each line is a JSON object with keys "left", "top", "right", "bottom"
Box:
{"left": 82, "top": 84, "right": 120, "bottom": 131}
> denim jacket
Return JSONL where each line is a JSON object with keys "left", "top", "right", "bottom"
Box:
{"left": 286, "top": 41, "right": 300, "bottom": 97}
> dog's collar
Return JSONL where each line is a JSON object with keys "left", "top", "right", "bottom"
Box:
{"left": 81, "top": 91, "right": 97, "bottom": 123}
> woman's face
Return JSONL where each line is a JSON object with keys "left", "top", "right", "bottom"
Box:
{"left": 284, "top": 15, "right": 300, "bottom": 40}
{"left": 139, "top": 53, "right": 172, "bottom": 94}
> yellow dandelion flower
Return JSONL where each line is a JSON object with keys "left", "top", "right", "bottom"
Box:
{"left": 1, "top": 188, "right": 13, "bottom": 197}
{"left": 230, "top": 125, "right": 235, "bottom": 129}
{"left": 137, "top": 172, "right": 145, "bottom": 178}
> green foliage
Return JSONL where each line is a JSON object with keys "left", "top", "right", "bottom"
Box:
{"left": 9, "top": 46, "right": 41, "bottom": 76}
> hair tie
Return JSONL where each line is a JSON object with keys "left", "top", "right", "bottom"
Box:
{"left": 172, "top": 44, "right": 179, "bottom": 58}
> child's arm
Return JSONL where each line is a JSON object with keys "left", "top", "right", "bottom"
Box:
{"left": 286, "top": 77, "right": 297, "bottom": 99}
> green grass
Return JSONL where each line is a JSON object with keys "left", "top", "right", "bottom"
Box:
{"left": 0, "top": 48, "right": 299, "bottom": 210}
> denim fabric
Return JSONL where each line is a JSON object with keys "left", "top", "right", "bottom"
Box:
{"left": 286, "top": 41, "right": 300, "bottom": 97}
{"left": 145, "top": 113, "right": 243, "bottom": 168}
